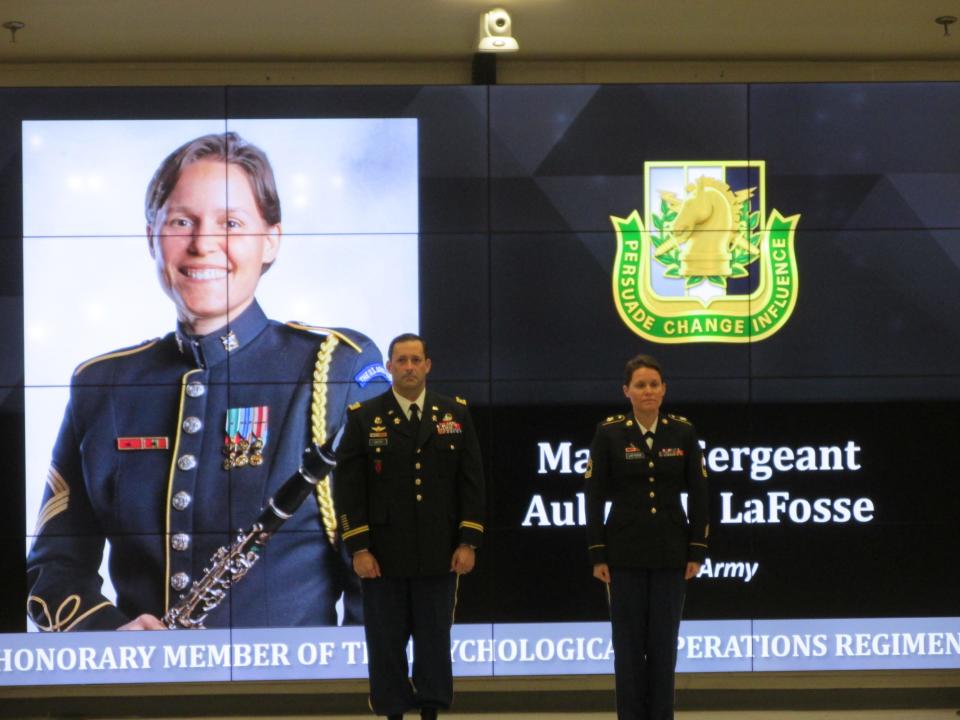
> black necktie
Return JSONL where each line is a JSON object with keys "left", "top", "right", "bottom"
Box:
{"left": 410, "top": 403, "right": 421, "bottom": 426}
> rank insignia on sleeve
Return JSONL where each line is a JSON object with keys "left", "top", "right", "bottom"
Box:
{"left": 585, "top": 458, "right": 593, "bottom": 479}
{"left": 223, "top": 406, "right": 269, "bottom": 469}
{"left": 117, "top": 436, "right": 169, "bottom": 450}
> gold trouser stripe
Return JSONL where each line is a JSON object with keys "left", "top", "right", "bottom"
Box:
{"left": 451, "top": 572, "right": 461, "bottom": 625}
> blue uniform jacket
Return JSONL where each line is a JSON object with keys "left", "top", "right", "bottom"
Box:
{"left": 27, "top": 301, "right": 388, "bottom": 631}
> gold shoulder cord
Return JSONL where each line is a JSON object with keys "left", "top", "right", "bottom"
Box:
{"left": 311, "top": 335, "right": 340, "bottom": 547}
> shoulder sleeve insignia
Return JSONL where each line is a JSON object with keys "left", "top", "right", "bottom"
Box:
{"left": 455, "top": 396, "right": 468, "bottom": 406}
{"left": 667, "top": 413, "right": 691, "bottom": 425}
{"left": 348, "top": 401, "right": 362, "bottom": 411}
{"left": 285, "top": 322, "right": 363, "bottom": 353}
{"left": 74, "top": 338, "right": 159, "bottom": 377}
{"left": 354, "top": 362, "right": 389, "bottom": 388}
{"left": 584, "top": 457, "right": 593, "bottom": 479}
{"left": 601, "top": 414, "right": 626, "bottom": 426}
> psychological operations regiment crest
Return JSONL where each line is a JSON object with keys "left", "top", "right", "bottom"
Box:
{"left": 611, "top": 161, "right": 800, "bottom": 343}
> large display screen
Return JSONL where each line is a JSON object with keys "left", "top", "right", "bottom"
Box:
{"left": 0, "top": 84, "right": 958, "bottom": 684}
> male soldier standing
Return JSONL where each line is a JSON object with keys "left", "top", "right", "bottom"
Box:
{"left": 334, "top": 333, "right": 485, "bottom": 720}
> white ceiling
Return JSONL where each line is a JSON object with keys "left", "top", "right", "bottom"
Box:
{"left": 0, "top": 0, "right": 959, "bottom": 64}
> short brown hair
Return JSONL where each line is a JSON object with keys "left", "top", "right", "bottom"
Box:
{"left": 623, "top": 354, "right": 663, "bottom": 386}
{"left": 388, "top": 333, "right": 428, "bottom": 361}
{"left": 145, "top": 131, "right": 281, "bottom": 229}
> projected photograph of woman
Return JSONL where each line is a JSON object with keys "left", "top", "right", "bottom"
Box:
{"left": 24, "top": 126, "right": 415, "bottom": 631}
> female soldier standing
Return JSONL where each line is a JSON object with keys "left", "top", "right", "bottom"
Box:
{"left": 585, "top": 354, "right": 709, "bottom": 719}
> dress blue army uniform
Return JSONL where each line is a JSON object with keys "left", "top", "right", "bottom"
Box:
{"left": 333, "top": 389, "right": 485, "bottom": 717}
{"left": 585, "top": 412, "right": 709, "bottom": 720}
{"left": 27, "top": 301, "right": 388, "bottom": 631}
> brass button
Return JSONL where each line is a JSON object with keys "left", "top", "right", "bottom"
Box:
{"left": 415, "top": 478, "right": 422, "bottom": 486}
{"left": 416, "top": 494, "right": 423, "bottom": 502}
{"left": 449, "top": 444, "right": 455, "bottom": 450}
{"left": 650, "top": 507, "right": 657, "bottom": 514}
{"left": 648, "top": 461, "right": 655, "bottom": 469}
{"left": 649, "top": 491, "right": 655, "bottom": 498}
{"left": 416, "top": 448, "right": 422, "bottom": 454}
{"left": 648, "top": 477, "right": 655, "bottom": 483}
{"left": 415, "top": 462, "right": 421, "bottom": 470}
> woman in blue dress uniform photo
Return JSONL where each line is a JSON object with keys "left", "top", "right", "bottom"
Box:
{"left": 27, "top": 132, "right": 387, "bottom": 631}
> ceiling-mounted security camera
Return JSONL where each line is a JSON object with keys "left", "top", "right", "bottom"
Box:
{"left": 478, "top": 8, "right": 519, "bottom": 53}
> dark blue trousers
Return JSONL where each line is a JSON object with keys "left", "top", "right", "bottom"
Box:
{"left": 608, "top": 567, "right": 686, "bottom": 720}
{"left": 361, "top": 573, "right": 456, "bottom": 717}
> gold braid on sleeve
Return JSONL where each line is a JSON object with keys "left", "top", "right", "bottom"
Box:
{"left": 310, "top": 335, "right": 340, "bottom": 547}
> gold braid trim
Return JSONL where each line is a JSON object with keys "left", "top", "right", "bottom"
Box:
{"left": 311, "top": 335, "right": 340, "bottom": 547}
{"left": 28, "top": 594, "right": 113, "bottom": 632}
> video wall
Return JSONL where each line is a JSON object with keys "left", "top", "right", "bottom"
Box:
{"left": 1, "top": 84, "right": 959, "bottom": 684}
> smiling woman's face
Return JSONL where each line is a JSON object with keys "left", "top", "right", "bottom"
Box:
{"left": 148, "top": 159, "right": 281, "bottom": 336}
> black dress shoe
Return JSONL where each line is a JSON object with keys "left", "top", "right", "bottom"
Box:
{"left": 387, "top": 715, "right": 403, "bottom": 720}
{"left": 420, "top": 709, "right": 437, "bottom": 720}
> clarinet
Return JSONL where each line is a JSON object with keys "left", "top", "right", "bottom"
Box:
{"left": 162, "top": 437, "right": 338, "bottom": 630}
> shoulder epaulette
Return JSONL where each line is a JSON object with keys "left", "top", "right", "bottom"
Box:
{"left": 285, "top": 322, "right": 362, "bottom": 353}
{"left": 348, "top": 401, "right": 363, "bottom": 411}
{"left": 667, "top": 413, "right": 691, "bottom": 425}
{"left": 601, "top": 414, "right": 627, "bottom": 426}
{"left": 74, "top": 339, "right": 159, "bottom": 377}
{"left": 455, "top": 396, "right": 468, "bottom": 406}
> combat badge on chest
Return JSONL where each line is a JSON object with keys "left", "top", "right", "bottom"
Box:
{"left": 369, "top": 419, "right": 388, "bottom": 447}
{"left": 223, "top": 406, "right": 269, "bottom": 469}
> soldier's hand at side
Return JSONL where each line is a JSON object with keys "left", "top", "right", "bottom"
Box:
{"left": 592, "top": 563, "right": 611, "bottom": 584}
{"left": 451, "top": 545, "right": 475, "bottom": 575}
{"left": 353, "top": 550, "right": 381, "bottom": 579}
{"left": 118, "top": 613, "right": 165, "bottom": 631}
{"left": 684, "top": 561, "right": 701, "bottom": 580}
